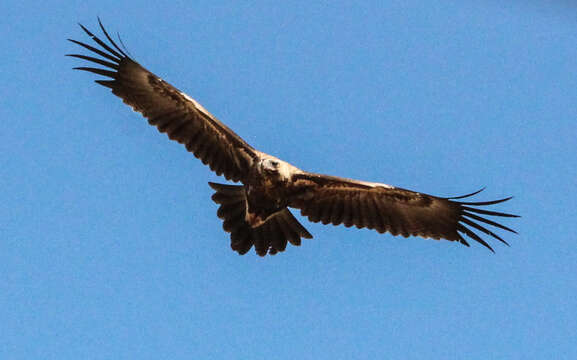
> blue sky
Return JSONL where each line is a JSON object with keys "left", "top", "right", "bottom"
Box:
{"left": 2, "top": 1, "right": 576, "bottom": 359}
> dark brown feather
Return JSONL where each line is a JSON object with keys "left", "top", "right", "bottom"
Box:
{"left": 69, "top": 22, "right": 257, "bottom": 182}
{"left": 290, "top": 173, "right": 518, "bottom": 251}
{"left": 209, "top": 182, "right": 312, "bottom": 256}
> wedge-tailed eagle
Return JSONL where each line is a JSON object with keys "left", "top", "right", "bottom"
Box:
{"left": 68, "top": 20, "right": 518, "bottom": 256}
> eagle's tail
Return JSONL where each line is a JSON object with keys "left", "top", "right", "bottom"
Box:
{"left": 209, "top": 182, "right": 313, "bottom": 256}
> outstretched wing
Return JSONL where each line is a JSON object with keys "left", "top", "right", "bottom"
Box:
{"left": 68, "top": 20, "right": 256, "bottom": 182}
{"left": 289, "top": 173, "right": 518, "bottom": 252}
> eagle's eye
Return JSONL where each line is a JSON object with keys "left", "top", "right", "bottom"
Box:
{"left": 262, "top": 159, "right": 280, "bottom": 173}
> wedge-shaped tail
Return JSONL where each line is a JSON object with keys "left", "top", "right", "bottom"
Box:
{"left": 209, "top": 182, "right": 312, "bottom": 256}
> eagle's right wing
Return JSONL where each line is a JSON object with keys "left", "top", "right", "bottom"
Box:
{"left": 68, "top": 20, "right": 257, "bottom": 182}
{"left": 289, "top": 172, "right": 518, "bottom": 252}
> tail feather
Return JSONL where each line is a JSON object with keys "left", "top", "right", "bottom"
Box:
{"left": 209, "top": 182, "right": 312, "bottom": 256}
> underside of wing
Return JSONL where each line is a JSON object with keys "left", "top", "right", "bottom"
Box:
{"left": 68, "top": 20, "right": 256, "bottom": 182}
{"left": 209, "top": 182, "right": 313, "bottom": 256}
{"left": 290, "top": 173, "right": 518, "bottom": 252}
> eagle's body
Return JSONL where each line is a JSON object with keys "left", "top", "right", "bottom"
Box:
{"left": 244, "top": 156, "right": 296, "bottom": 226}
{"left": 69, "top": 20, "right": 518, "bottom": 256}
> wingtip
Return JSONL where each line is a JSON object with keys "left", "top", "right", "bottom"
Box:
{"left": 97, "top": 16, "right": 106, "bottom": 31}
{"left": 448, "top": 187, "right": 486, "bottom": 200}
{"left": 457, "top": 235, "right": 470, "bottom": 247}
{"left": 96, "top": 17, "right": 129, "bottom": 58}
{"left": 78, "top": 22, "right": 93, "bottom": 37}
{"left": 479, "top": 239, "right": 496, "bottom": 253}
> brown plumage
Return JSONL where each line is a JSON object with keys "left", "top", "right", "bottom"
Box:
{"left": 68, "top": 20, "right": 518, "bottom": 256}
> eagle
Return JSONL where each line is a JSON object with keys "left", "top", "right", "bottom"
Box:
{"left": 68, "top": 20, "right": 518, "bottom": 256}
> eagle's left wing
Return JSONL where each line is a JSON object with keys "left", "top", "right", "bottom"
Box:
{"left": 289, "top": 172, "right": 518, "bottom": 252}
{"left": 68, "top": 20, "right": 257, "bottom": 182}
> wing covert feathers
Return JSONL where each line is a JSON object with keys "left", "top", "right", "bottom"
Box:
{"left": 292, "top": 175, "right": 518, "bottom": 252}
{"left": 209, "top": 182, "right": 312, "bottom": 256}
{"left": 68, "top": 20, "right": 255, "bottom": 182}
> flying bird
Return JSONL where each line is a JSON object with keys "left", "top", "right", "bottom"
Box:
{"left": 68, "top": 20, "right": 518, "bottom": 256}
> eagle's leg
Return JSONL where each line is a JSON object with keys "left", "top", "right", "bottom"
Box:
{"left": 209, "top": 182, "right": 313, "bottom": 256}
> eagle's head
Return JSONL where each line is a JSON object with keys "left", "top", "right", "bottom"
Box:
{"left": 260, "top": 158, "right": 293, "bottom": 183}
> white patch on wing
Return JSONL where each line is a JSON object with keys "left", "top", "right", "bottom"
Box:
{"left": 179, "top": 91, "right": 212, "bottom": 116}
{"left": 333, "top": 176, "right": 395, "bottom": 189}
{"left": 371, "top": 183, "right": 395, "bottom": 189}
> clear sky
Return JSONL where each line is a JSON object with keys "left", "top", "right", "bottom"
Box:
{"left": 2, "top": 1, "right": 576, "bottom": 359}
